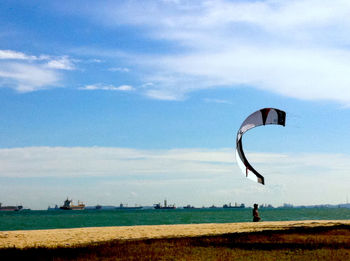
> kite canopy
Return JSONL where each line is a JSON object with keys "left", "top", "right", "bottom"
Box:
{"left": 235, "top": 108, "right": 286, "bottom": 185}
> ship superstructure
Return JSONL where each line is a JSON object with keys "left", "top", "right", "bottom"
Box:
{"left": 59, "top": 198, "right": 85, "bottom": 210}
{"left": 154, "top": 199, "right": 176, "bottom": 209}
{"left": 223, "top": 202, "right": 245, "bottom": 208}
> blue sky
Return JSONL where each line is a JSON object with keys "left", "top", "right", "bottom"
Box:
{"left": 1, "top": 0, "right": 350, "bottom": 209}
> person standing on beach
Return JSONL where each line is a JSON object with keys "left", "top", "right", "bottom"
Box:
{"left": 253, "top": 204, "right": 261, "bottom": 222}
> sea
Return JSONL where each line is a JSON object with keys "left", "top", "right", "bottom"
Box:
{"left": 1, "top": 208, "right": 350, "bottom": 231}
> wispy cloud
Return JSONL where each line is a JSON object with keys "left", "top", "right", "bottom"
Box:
{"left": 0, "top": 49, "right": 37, "bottom": 60}
{"left": 0, "top": 146, "right": 349, "bottom": 206}
{"left": 74, "top": 0, "right": 350, "bottom": 103}
{"left": 0, "top": 62, "right": 60, "bottom": 92}
{"left": 203, "top": 98, "right": 233, "bottom": 105}
{"left": 45, "top": 56, "right": 76, "bottom": 70}
{"left": 108, "top": 67, "right": 130, "bottom": 72}
{"left": 80, "top": 84, "right": 134, "bottom": 91}
{"left": 1, "top": 146, "right": 349, "bottom": 185}
{"left": 0, "top": 49, "right": 78, "bottom": 92}
{"left": 0, "top": 147, "right": 234, "bottom": 178}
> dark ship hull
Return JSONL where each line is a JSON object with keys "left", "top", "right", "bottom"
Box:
{"left": 115, "top": 203, "right": 142, "bottom": 210}
{"left": 0, "top": 205, "right": 23, "bottom": 211}
{"left": 59, "top": 205, "right": 85, "bottom": 210}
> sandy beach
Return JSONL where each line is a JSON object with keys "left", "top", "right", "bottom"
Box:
{"left": 1, "top": 220, "right": 350, "bottom": 249}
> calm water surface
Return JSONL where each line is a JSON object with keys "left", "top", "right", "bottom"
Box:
{"left": 1, "top": 208, "right": 350, "bottom": 231}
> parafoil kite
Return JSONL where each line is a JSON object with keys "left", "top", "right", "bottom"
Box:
{"left": 235, "top": 108, "right": 286, "bottom": 185}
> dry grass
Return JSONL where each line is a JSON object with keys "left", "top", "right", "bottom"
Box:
{"left": 1, "top": 225, "right": 350, "bottom": 260}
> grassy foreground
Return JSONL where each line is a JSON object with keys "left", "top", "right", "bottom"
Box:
{"left": 1, "top": 225, "right": 350, "bottom": 260}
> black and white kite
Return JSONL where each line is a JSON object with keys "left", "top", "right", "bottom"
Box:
{"left": 235, "top": 108, "right": 286, "bottom": 185}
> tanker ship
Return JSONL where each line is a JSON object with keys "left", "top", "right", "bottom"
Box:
{"left": 59, "top": 198, "right": 85, "bottom": 210}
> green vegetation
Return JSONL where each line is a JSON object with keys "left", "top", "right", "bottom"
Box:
{"left": 1, "top": 225, "right": 350, "bottom": 260}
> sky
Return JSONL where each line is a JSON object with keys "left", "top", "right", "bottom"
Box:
{"left": 1, "top": 0, "right": 350, "bottom": 210}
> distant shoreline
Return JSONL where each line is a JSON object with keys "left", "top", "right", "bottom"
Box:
{"left": 1, "top": 220, "right": 350, "bottom": 249}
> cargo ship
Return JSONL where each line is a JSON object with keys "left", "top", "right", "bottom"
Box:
{"left": 115, "top": 203, "right": 142, "bottom": 210}
{"left": 183, "top": 204, "right": 195, "bottom": 209}
{"left": 154, "top": 200, "right": 176, "bottom": 209}
{"left": 0, "top": 203, "right": 23, "bottom": 211}
{"left": 47, "top": 205, "right": 60, "bottom": 211}
{"left": 59, "top": 198, "right": 85, "bottom": 210}
{"left": 223, "top": 202, "right": 245, "bottom": 208}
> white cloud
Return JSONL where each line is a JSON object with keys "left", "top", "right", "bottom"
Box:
{"left": 89, "top": 58, "right": 103, "bottom": 63}
{"left": 0, "top": 147, "right": 234, "bottom": 178}
{"left": 203, "top": 98, "right": 233, "bottom": 105}
{"left": 0, "top": 49, "right": 36, "bottom": 60}
{"left": 0, "top": 50, "right": 78, "bottom": 92}
{"left": 146, "top": 46, "right": 350, "bottom": 102}
{"left": 0, "top": 62, "right": 60, "bottom": 92}
{"left": 79, "top": 0, "right": 350, "bottom": 103}
{"left": 0, "top": 147, "right": 349, "bottom": 208}
{"left": 0, "top": 146, "right": 346, "bottom": 185}
{"left": 45, "top": 56, "right": 76, "bottom": 70}
{"left": 145, "top": 89, "right": 181, "bottom": 101}
{"left": 80, "top": 84, "right": 134, "bottom": 91}
{"left": 108, "top": 67, "right": 130, "bottom": 72}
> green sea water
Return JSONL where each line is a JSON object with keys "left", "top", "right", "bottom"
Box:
{"left": 1, "top": 208, "right": 350, "bottom": 231}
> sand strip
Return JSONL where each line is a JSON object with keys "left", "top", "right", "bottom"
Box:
{"left": 1, "top": 220, "right": 350, "bottom": 249}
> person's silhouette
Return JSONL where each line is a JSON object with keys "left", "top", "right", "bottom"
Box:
{"left": 253, "top": 204, "right": 261, "bottom": 222}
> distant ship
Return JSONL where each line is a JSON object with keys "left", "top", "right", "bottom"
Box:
{"left": 115, "top": 203, "right": 142, "bottom": 210}
{"left": 59, "top": 198, "right": 85, "bottom": 210}
{"left": 47, "top": 204, "right": 60, "bottom": 211}
{"left": 223, "top": 203, "right": 245, "bottom": 209}
{"left": 183, "top": 205, "right": 195, "bottom": 209}
{"left": 0, "top": 203, "right": 23, "bottom": 211}
{"left": 154, "top": 200, "right": 176, "bottom": 209}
